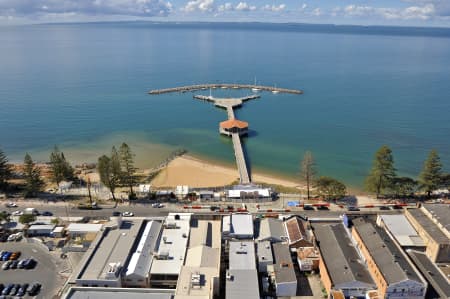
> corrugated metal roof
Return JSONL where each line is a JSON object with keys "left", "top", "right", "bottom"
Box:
{"left": 125, "top": 221, "right": 162, "bottom": 278}
{"left": 313, "top": 223, "right": 375, "bottom": 288}
{"left": 353, "top": 218, "right": 423, "bottom": 285}
{"left": 379, "top": 215, "right": 425, "bottom": 247}
{"left": 408, "top": 208, "right": 450, "bottom": 244}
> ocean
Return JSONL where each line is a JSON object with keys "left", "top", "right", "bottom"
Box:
{"left": 0, "top": 22, "right": 449, "bottom": 188}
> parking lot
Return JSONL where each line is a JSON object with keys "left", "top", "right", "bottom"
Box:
{"left": 0, "top": 241, "right": 68, "bottom": 298}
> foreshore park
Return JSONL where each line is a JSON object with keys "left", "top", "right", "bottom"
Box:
{"left": 0, "top": 83, "right": 449, "bottom": 299}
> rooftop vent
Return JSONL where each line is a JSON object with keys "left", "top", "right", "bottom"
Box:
{"left": 191, "top": 273, "right": 202, "bottom": 286}
{"left": 226, "top": 270, "right": 234, "bottom": 281}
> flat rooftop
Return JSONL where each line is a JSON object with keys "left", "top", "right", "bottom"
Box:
{"left": 353, "top": 218, "right": 423, "bottom": 285}
{"left": 258, "top": 218, "right": 285, "bottom": 241}
{"left": 188, "top": 219, "right": 221, "bottom": 249}
{"left": 422, "top": 204, "right": 450, "bottom": 232}
{"left": 78, "top": 219, "right": 143, "bottom": 281}
{"left": 226, "top": 269, "right": 260, "bottom": 299}
{"left": 407, "top": 208, "right": 450, "bottom": 244}
{"left": 257, "top": 241, "right": 273, "bottom": 264}
{"left": 313, "top": 223, "right": 375, "bottom": 288}
{"left": 407, "top": 250, "right": 450, "bottom": 299}
{"left": 150, "top": 213, "right": 191, "bottom": 276}
{"left": 230, "top": 214, "right": 254, "bottom": 237}
{"left": 229, "top": 241, "right": 256, "bottom": 270}
{"left": 378, "top": 215, "right": 425, "bottom": 247}
{"left": 272, "top": 243, "right": 297, "bottom": 283}
{"left": 65, "top": 288, "right": 173, "bottom": 299}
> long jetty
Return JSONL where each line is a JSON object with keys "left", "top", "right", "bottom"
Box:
{"left": 149, "top": 83, "right": 303, "bottom": 95}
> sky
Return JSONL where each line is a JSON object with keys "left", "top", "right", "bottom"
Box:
{"left": 0, "top": 0, "right": 449, "bottom": 27}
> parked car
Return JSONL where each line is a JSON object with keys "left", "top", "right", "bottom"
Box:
{"left": 112, "top": 211, "right": 121, "bottom": 216}
{"left": 10, "top": 260, "right": 19, "bottom": 269}
{"left": 10, "top": 251, "right": 21, "bottom": 260}
{"left": 17, "top": 259, "right": 27, "bottom": 269}
{"left": 122, "top": 211, "right": 134, "bottom": 217}
{"left": 379, "top": 206, "right": 390, "bottom": 210}
{"left": 347, "top": 206, "right": 360, "bottom": 211}
{"left": 41, "top": 211, "right": 53, "bottom": 216}
{"left": 5, "top": 202, "right": 17, "bottom": 208}
{"left": 12, "top": 210, "right": 23, "bottom": 216}
{"left": 1, "top": 283, "right": 14, "bottom": 295}
{"left": 9, "top": 284, "right": 19, "bottom": 296}
{"left": 0, "top": 283, "right": 4, "bottom": 293}
{"left": 152, "top": 203, "right": 164, "bottom": 208}
{"left": 0, "top": 234, "right": 8, "bottom": 242}
{"left": 28, "top": 282, "right": 41, "bottom": 296}
{"left": 303, "top": 205, "right": 315, "bottom": 210}
{"left": 24, "top": 258, "right": 37, "bottom": 269}
{"left": 17, "top": 283, "right": 29, "bottom": 297}
{"left": 17, "top": 283, "right": 29, "bottom": 296}
{"left": 2, "top": 260, "right": 12, "bottom": 270}
{"left": 2, "top": 251, "right": 12, "bottom": 261}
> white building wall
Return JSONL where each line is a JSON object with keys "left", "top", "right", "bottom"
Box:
{"left": 276, "top": 281, "right": 297, "bottom": 297}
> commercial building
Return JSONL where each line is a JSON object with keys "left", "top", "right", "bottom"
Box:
{"left": 405, "top": 207, "right": 450, "bottom": 263}
{"left": 284, "top": 216, "right": 314, "bottom": 249}
{"left": 352, "top": 217, "right": 427, "bottom": 299}
{"left": 257, "top": 217, "right": 287, "bottom": 242}
{"left": 219, "top": 119, "right": 248, "bottom": 136}
{"left": 27, "top": 224, "right": 56, "bottom": 236}
{"left": 123, "top": 221, "right": 163, "bottom": 287}
{"left": 174, "top": 220, "right": 221, "bottom": 299}
{"left": 67, "top": 223, "right": 103, "bottom": 238}
{"left": 75, "top": 219, "right": 144, "bottom": 287}
{"left": 407, "top": 250, "right": 450, "bottom": 299}
{"left": 222, "top": 213, "right": 253, "bottom": 239}
{"left": 268, "top": 243, "right": 297, "bottom": 297}
{"left": 296, "top": 246, "right": 320, "bottom": 271}
{"left": 149, "top": 213, "right": 191, "bottom": 288}
{"left": 63, "top": 287, "right": 173, "bottom": 299}
{"left": 376, "top": 214, "right": 425, "bottom": 248}
{"left": 421, "top": 204, "right": 450, "bottom": 235}
{"left": 256, "top": 241, "right": 273, "bottom": 272}
{"left": 226, "top": 185, "right": 272, "bottom": 202}
{"left": 314, "top": 223, "right": 376, "bottom": 298}
{"left": 226, "top": 241, "right": 259, "bottom": 299}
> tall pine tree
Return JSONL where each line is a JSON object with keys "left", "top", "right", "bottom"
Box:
{"left": 97, "top": 146, "right": 122, "bottom": 207}
{"left": 419, "top": 149, "right": 442, "bottom": 197}
{"left": 119, "top": 143, "right": 137, "bottom": 196}
{"left": 301, "top": 151, "right": 317, "bottom": 200}
{"left": 23, "top": 153, "right": 44, "bottom": 198}
{"left": 49, "top": 146, "right": 74, "bottom": 187}
{"left": 365, "top": 145, "right": 396, "bottom": 198}
{"left": 0, "top": 147, "right": 12, "bottom": 190}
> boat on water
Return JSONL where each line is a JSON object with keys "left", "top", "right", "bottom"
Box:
{"left": 251, "top": 77, "right": 261, "bottom": 92}
{"left": 272, "top": 90, "right": 279, "bottom": 94}
{"left": 221, "top": 86, "right": 228, "bottom": 89}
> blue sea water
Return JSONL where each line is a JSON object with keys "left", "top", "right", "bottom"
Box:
{"left": 0, "top": 22, "right": 449, "bottom": 188}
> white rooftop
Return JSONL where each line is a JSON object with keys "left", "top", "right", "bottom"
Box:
{"left": 379, "top": 214, "right": 425, "bottom": 247}
{"left": 67, "top": 223, "right": 103, "bottom": 233}
{"left": 227, "top": 188, "right": 270, "bottom": 198}
{"left": 125, "top": 220, "right": 162, "bottom": 279}
{"left": 150, "top": 213, "right": 191, "bottom": 276}
{"left": 28, "top": 224, "right": 56, "bottom": 231}
{"left": 229, "top": 241, "right": 256, "bottom": 270}
{"left": 230, "top": 214, "right": 254, "bottom": 237}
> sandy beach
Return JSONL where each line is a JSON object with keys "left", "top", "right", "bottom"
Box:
{"left": 151, "top": 155, "right": 301, "bottom": 188}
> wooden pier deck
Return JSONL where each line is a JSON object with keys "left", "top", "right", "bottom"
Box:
{"left": 149, "top": 83, "right": 303, "bottom": 95}
{"left": 231, "top": 133, "right": 250, "bottom": 184}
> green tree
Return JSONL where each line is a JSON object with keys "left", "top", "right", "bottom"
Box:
{"left": 301, "top": 151, "right": 316, "bottom": 200}
{"left": 97, "top": 146, "right": 122, "bottom": 207}
{"left": 315, "top": 176, "right": 347, "bottom": 200}
{"left": 390, "top": 177, "right": 418, "bottom": 197}
{"left": 23, "top": 153, "right": 44, "bottom": 198}
{"left": 365, "top": 145, "right": 396, "bottom": 198}
{"left": 19, "top": 214, "right": 36, "bottom": 224}
{"left": 440, "top": 173, "right": 450, "bottom": 190}
{"left": 419, "top": 149, "right": 442, "bottom": 197}
{"left": 49, "top": 146, "right": 74, "bottom": 187}
{"left": 119, "top": 143, "right": 137, "bottom": 196}
{"left": 0, "top": 147, "right": 12, "bottom": 190}
{"left": 0, "top": 211, "right": 10, "bottom": 223}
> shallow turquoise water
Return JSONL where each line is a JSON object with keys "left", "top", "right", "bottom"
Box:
{"left": 0, "top": 22, "right": 449, "bottom": 187}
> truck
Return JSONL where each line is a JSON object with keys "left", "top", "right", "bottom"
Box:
{"left": 24, "top": 208, "right": 39, "bottom": 216}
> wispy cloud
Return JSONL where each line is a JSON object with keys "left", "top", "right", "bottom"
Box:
{"left": 0, "top": 0, "right": 173, "bottom": 17}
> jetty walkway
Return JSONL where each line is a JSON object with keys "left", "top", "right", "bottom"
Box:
{"left": 149, "top": 83, "right": 303, "bottom": 95}
{"left": 194, "top": 95, "right": 255, "bottom": 184}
